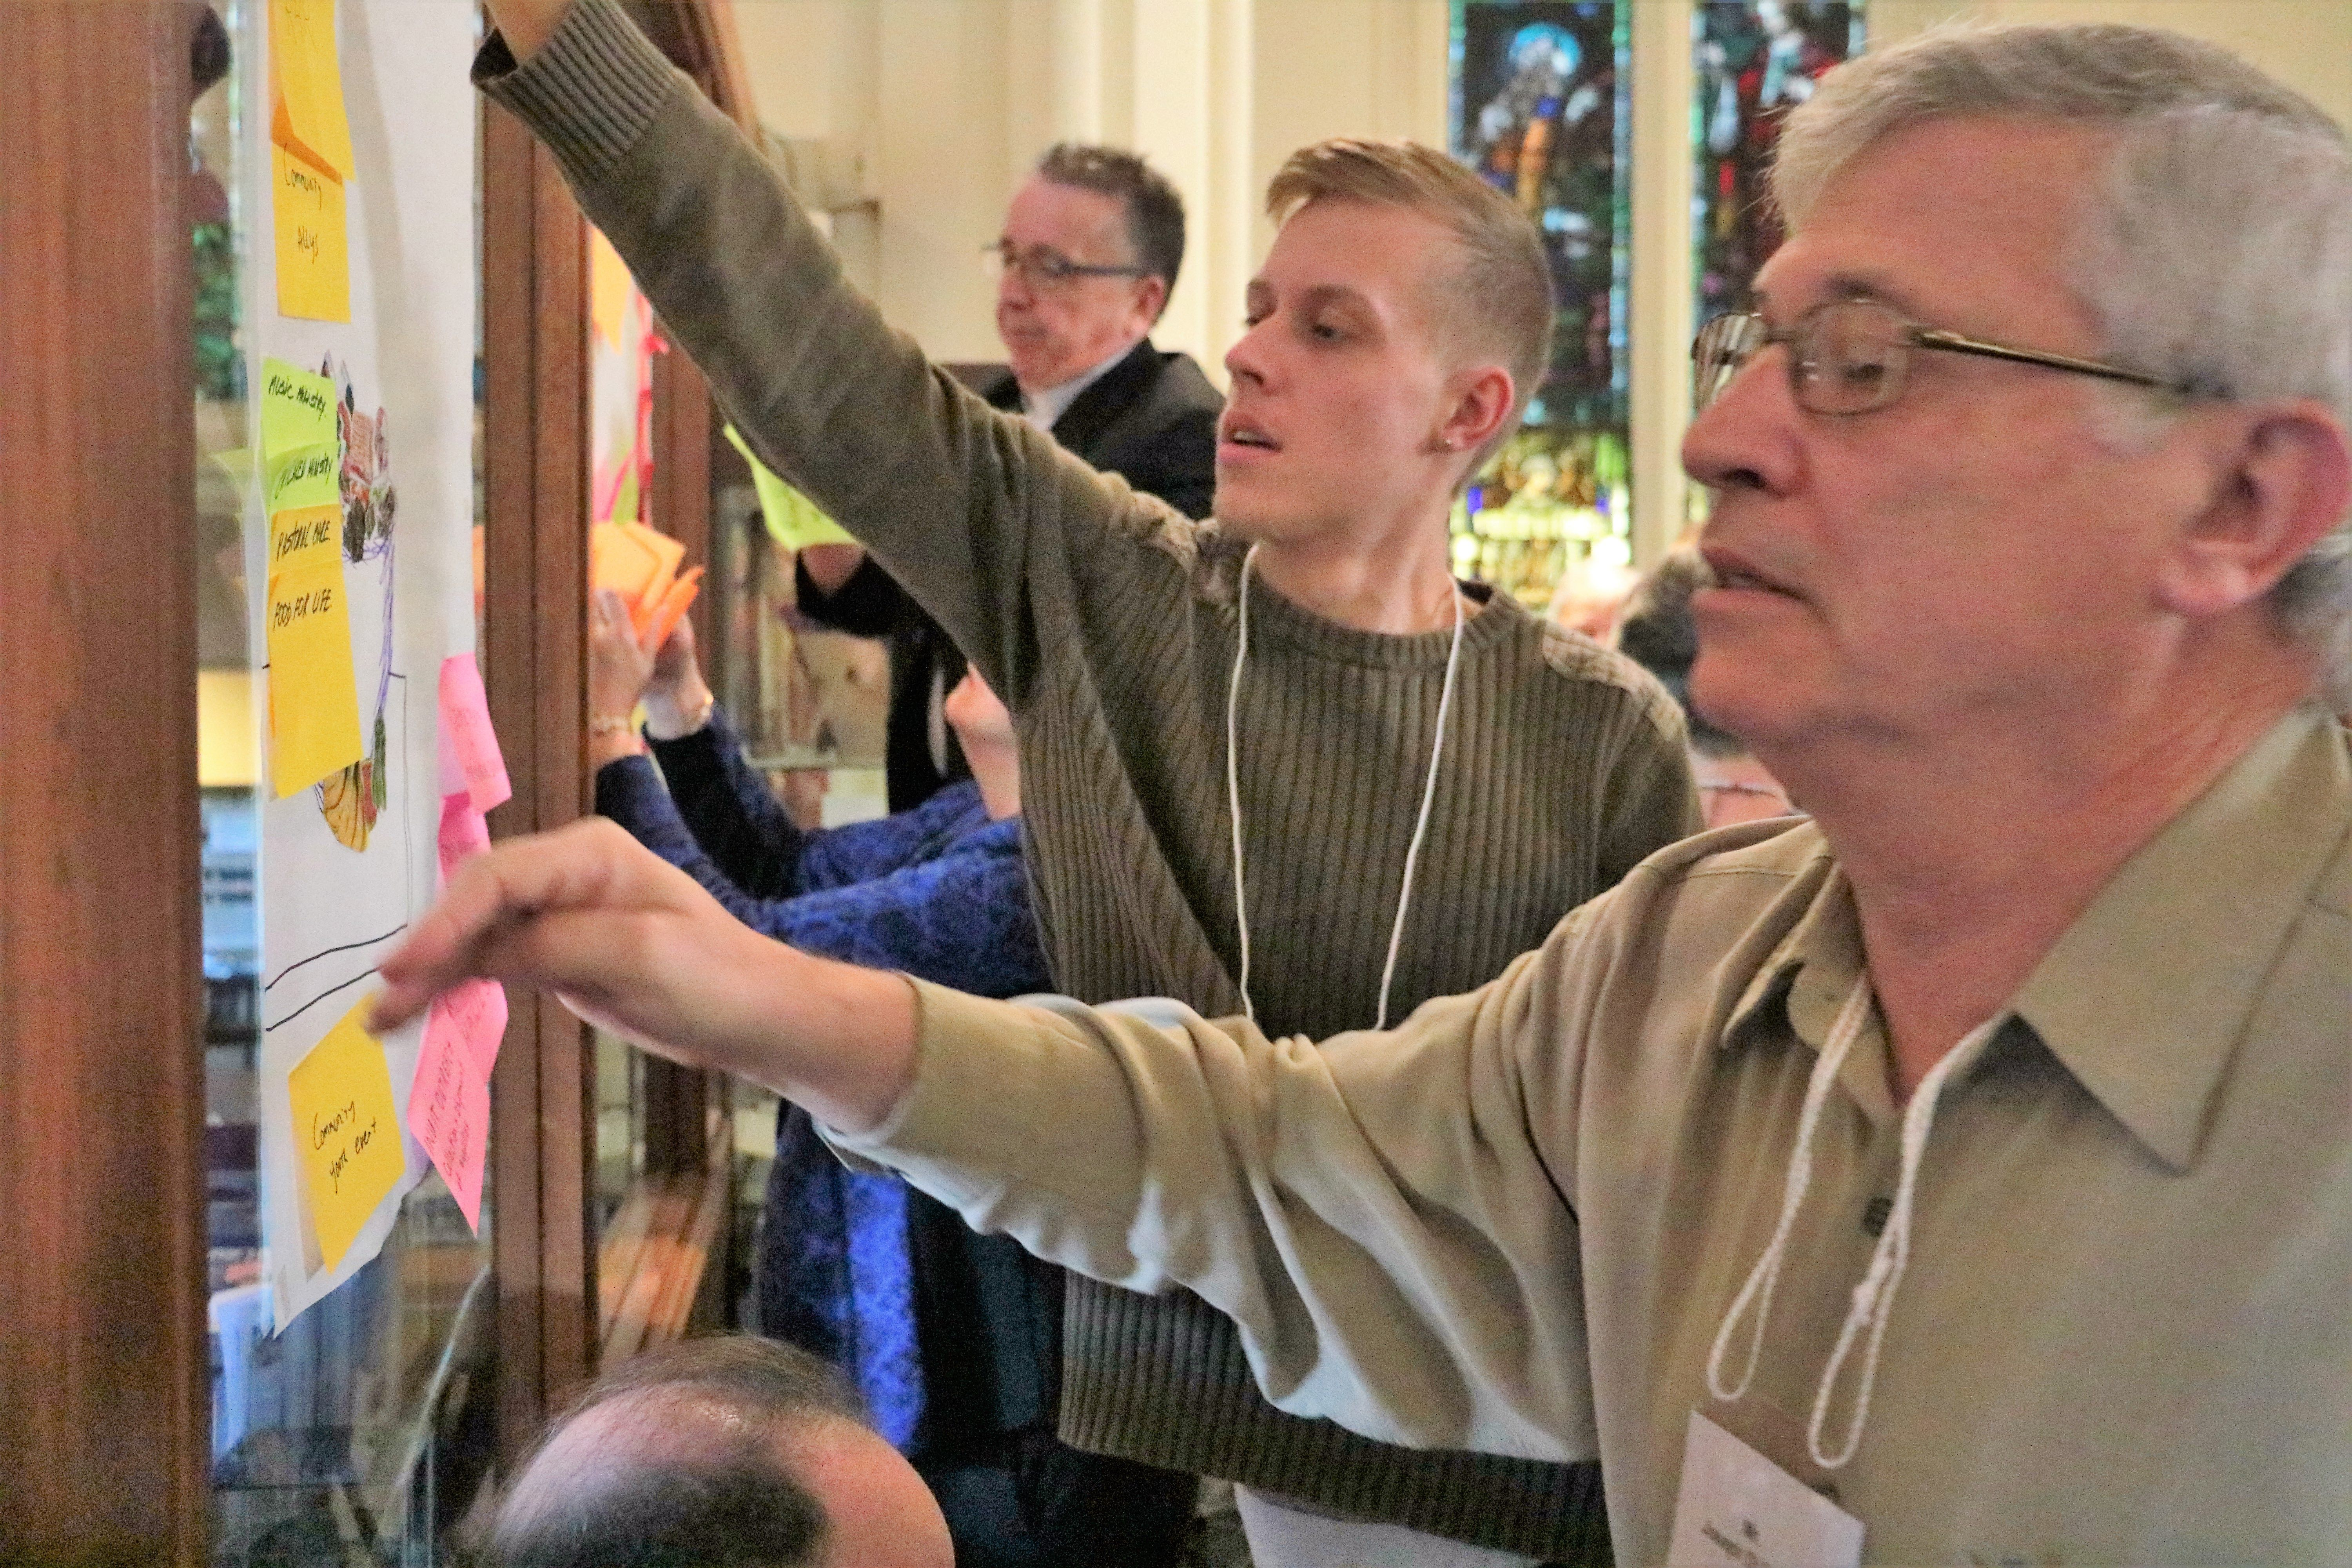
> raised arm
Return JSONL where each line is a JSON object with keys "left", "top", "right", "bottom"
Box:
{"left": 474, "top": 0, "right": 1165, "bottom": 705}
{"left": 372, "top": 820, "right": 1604, "bottom": 1463}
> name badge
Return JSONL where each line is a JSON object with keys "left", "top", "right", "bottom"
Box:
{"left": 1666, "top": 1411, "right": 1864, "bottom": 1568}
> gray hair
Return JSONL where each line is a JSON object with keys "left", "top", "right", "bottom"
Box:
{"left": 1773, "top": 24, "right": 2352, "bottom": 703}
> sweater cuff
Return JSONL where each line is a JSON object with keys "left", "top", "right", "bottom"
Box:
{"left": 820, "top": 978, "right": 1047, "bottom": 1189}
{"left": 474, "top": 0, "right": 679, "bottom": 185}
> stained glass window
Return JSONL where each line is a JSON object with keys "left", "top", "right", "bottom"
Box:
{"left": 1449, "top": 1, "right": 1632, "bottom": 612}
{"left": 1694, "top": 1, "right": 1864, "bottom": 330}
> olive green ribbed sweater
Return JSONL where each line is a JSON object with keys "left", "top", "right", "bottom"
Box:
{"left": 481, "top": 6, "right": 1699, "bottom": 1556}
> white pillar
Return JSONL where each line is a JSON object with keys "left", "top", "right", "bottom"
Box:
{"left": 1051, "top": 0, "right": 1107, "bottom": 143}
{"left": 1628, "top": 0, "right": 1696, "bottom": 569}
{"left": 1129, "top": 0, "right": 1217, "bottom": 363}
{"left": 1204, "top": 0, "right": 1255, "bottom": 383}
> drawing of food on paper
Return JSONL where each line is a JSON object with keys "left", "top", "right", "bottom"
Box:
{"left": 312, "top": 356, "right": 397, "bottom": 850}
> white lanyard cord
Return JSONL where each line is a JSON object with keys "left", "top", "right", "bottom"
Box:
{"left": 1705, "top": 976, "right": 2002, "bottom": 1470}
{"left": 1225, "top": 543, "right": 1465, "bottom": 1031}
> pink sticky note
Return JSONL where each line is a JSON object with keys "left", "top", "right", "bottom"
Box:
{"left": 438, "top": 975, "right": 508, "bottom": 1082}
{"left": 438, "top": 793, "right": 492, "bottom": 884}
{"left": 411, "top": 1002, "right": 492, "bottom": 1232}
{"left": 438, "top": 653, "right": 512, "bottom": 815}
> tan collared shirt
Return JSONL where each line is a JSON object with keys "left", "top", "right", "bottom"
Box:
{"left": 838, "top": 706, "right": 2350, "bottom": 1564}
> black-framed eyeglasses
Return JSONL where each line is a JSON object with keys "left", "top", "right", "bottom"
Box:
{"left": 983, "top": 241, "right": 1149, "bottom": 293}
{"left": 1692, "top": 298, "right": 2196, "bottom": 417}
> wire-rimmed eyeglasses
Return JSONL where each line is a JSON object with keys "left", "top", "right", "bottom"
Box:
{"left": 983, "top": 241, "right": 1149, "bottom": 293}
{"left": 1692, "top": 298, "right": 2196, "bottom": 417}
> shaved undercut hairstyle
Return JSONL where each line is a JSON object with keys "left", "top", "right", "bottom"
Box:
{"left": 1773, "top": 22, "right": 2352, "bottom": 704}
{"left": 1267, "top": 138, "right": 1556, "bottom": 472}
{"left": 482, "top": 1337, "right": 869, "bottom": 1568}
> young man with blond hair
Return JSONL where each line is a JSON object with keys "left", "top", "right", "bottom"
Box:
{"left": 395, "top": 18, "right": 2350, "bottom": 1564}
{"left": 468, "top": 1, "right": 1697, "bottom": 1561}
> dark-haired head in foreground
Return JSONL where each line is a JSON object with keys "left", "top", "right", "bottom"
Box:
{"left": 483, "top": 1336, "right": 952, "bottom": 1568}
{"left": 1617, "top": 548, "right": 1796, "bottom": 827}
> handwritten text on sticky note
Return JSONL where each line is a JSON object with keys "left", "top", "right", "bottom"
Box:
{"left": 438, "top": 793, "right": 492, "bottom": 884}
{"left": 272, "top": 143, "right": 350, "bottom": 323}
{"left": 410, "top": 996, "right": 495, "bottom": 1232}
{"left": 267, "top": 550, "right": 364, "bottom": 798}
{"left": 438, "top": 654, "right": 511, "bottom": 815}
{"left": 260, "top": 358, "right": 341, "bottom": 498}
{"left": 261, "top": 357, "right": 338, "bottom": 451}
{"left": 287, "top": 998, "right": 407, "bottom": 1272}
{"left": 269, "top": 0, "right": 354, "bottom": 180}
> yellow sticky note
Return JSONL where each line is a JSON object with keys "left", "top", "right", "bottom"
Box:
{"left": 287, "top": 998, "right": 406, "bottom": 1273}
{"left": 723, "top": 426, "right": 857, "bottom": 549}
{"left": 273, "top": 144, "right": 350, "bottom": 323}
{"left": 269, "top": 501, "right": 342, "bottom": 575}
{"left": 269, "top": 0, "right": 353, "bottom": 180}
{"left": 591, "top": 230, "right": 631, "bottom": 350}
{"left": 267, "top": 543, "right": 364, "bottom": 798}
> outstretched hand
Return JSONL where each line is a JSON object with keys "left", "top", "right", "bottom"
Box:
{"left": 482, "top": 0, "right": 572, "bottom": 61}
{"left": 369, "top": 818, "right": 920, "bottom": 1131}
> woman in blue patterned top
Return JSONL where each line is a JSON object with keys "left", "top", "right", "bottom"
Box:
{"left": 588, "top": 591, "right": 1182, "bottom": 1568}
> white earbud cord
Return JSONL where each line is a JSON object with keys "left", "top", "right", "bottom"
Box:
{"left": 1704, "top": 973, "right": 2002, "bottom": 1471}
{"left": 1225, "top": 543, "right": 1466, "bottom": 1031}
{"left": 1226, "top": 549, "right": 1261, "bottom": 1025}
{"left": 1373, "top": 573, "right": 1465, "bottom": 1030}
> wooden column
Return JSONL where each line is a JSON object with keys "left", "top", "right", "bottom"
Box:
{"left": 0, "top": 3, "right": 207, "bottom": 1558}
{"left": 481, "top": 102, "right": 599, "bottom": 1460}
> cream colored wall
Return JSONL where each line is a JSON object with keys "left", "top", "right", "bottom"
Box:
{"left": 1868, "top": 0, "right": 2351, "bottom": 128}
{"left": 726, "top": 0, "right": 2349, "bottom": 559}
{"left": 726, "top": 0, "right": 1452, "bottom": 383}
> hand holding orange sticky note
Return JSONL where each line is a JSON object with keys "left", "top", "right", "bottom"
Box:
{"left": 287, "top": 998, "right": 407, "bottom": 1273}
{"left": 590, "top": 519, "right": 704, "bottom": 651}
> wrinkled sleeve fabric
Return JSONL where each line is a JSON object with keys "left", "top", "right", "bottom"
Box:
{"left": 599, "top": 748, "right": 1044, "bottom": 993}
{"left": 475, "top": 0, "right": 1176, "bottom": 711}
{"left": 1597, "top": 688, "right": 1706, "bottom": 890}
{"left": 825, "top": 902, "right": 1622, "bottom": 1465}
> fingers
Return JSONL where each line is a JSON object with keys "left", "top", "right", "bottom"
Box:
{"left": 370, "top": 818, "right": 663, "bottom": 1031}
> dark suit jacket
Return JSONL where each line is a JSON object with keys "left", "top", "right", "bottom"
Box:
{"left": 795, "top": 336, "right": 1221, "bottom": 811}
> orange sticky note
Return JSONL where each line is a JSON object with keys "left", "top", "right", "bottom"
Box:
{"left": 269, "top": 0, "right": 354, "bottom": 180}
{"left": 590, "top": 519, "right": 684, "bottom": 605}
{"left": 267, "top": 528, "right": 364, "bottom": 798}
{"left": 272, "top": 142, "right": 350, "bottom": 323}
{"left": 287, "top": 998, "right": 407, "bottom": 1272}
{"left": 636, "top": 566, "right": 703, "bottom": 649}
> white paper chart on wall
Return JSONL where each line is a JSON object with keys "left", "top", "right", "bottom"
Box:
{"left": 241, "top": 0, "right": 489, "bottom": 1334}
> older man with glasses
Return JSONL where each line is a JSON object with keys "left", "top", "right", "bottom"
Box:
{"left": 390, "top": 17, "right": 2350, "bottom": 1568}
{"left": 794, "top": 143, "right": 1221, "bottom": 817}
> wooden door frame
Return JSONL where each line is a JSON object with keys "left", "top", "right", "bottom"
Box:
{"left": 0, "top": 3, "right": 207, "bottom": 1557}
{"left": 481, "top": 0, "right": 757, "bottom": 1461}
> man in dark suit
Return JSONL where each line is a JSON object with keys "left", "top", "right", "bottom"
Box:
{"left": 786, "top": 143, "right": 1220, "bottom": 1567}
{"left": 796, "top": 142, "right": 1221, "bottom": 813}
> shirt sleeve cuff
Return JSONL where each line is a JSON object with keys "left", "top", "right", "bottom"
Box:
{"left": 818, "top": 978, "right": 1050, "bottom": 1185}
{"left": 474, "top": 0, "right": 680, "bottom": 185}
